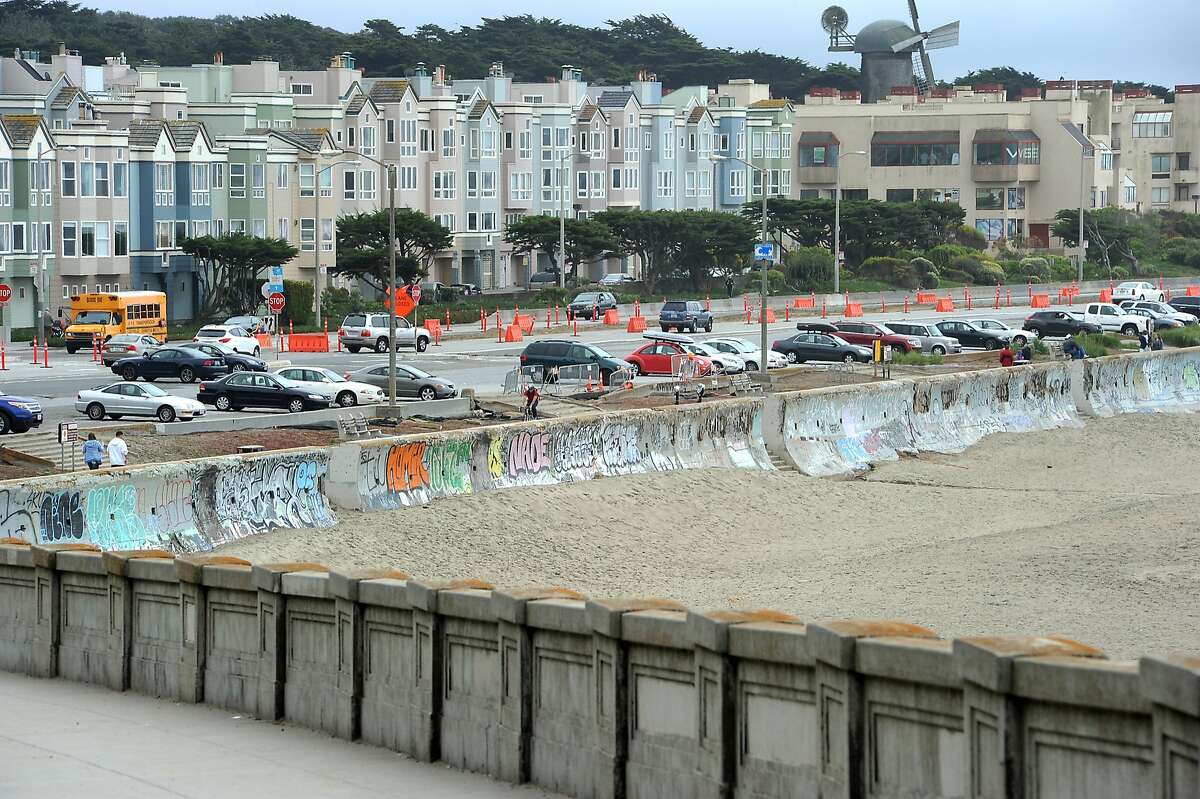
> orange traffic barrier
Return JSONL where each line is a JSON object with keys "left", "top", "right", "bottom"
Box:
{"left": 1187, "top": 286, "right": 1200, "bottom": 297}
{"left": 516, "top": 314, "right": 535, "bottom": 334}
{"left": 784, "top": 305, "right": 790, "bottom": 321}
{"left": 479, "top": 308, "right": 487, "bottom": 332}
{"left": 1031, "top": 294, "right": 1050, "bottom": 308}
{"left": 821, "top": 299, "right": 827, "bottom": 318}
{"left": 626, "top": 316, "right": 647, "bottom": 332}
{"left": 757, "top": 308, "right": 776, "bottom": 323}
{"left": 844, "top": 303, "right": 864, "bottom": 317}
{"left": 793, "top": 296, "right": 815, "bottom": 309}
{"left": 1099, "top": 289, "right": 1113, "bottom": 303}
{"left": 903, "top": 296, "right": 909, "bottom": 314}
{"left": 916, "top": 292, "right": 938, "bottom": 304}
{"left": 880, "top": 295, "right": 887, "bottom": 313}
{"left": 705, "top": 296, "right": 711, "bottom": 311}
{"left": 503, "top": 324, "right": 524, "bottom": 343}
{"left": 602, "top": 308, "right": 621, "bottom": 326}
{"left": 994, "top": 287, "right": 1001, "bottom": 309}
{"left": 444, "top": 309, "right": 452, "bottom": 331}
{"left": 1006, "top": 289, "right": 1012, "bottom": 307}
{"left": 1, "top": 343, "right": 6, "bottom": 371}
{"left": 255, "top": 333, "right": 272, "bottom": 350}
{"left": 425, "top": 319, "right": 443, "bottom": 344}
{"left": 935, "top": 297, "right": 955, "bottom": 312}
{"left": 286, "top": 333, "right": 330, "bottom": 352}
{"left": 496, "top": 310, "right": 503, "bottom": 343}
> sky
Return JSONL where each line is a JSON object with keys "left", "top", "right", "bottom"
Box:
{"left": 83, "top": 0, "right": 1195, "bottom": 87}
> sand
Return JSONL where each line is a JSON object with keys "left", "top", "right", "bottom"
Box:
{"left": 216, "top": 412, "right": 1200, "bottom": 660}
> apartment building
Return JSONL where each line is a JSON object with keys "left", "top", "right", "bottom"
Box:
{"left": 0, "top": 115, "right": 56, "bottom": 329}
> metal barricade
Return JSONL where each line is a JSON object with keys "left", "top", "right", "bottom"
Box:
{"left": 502, "top": 365, "right": 546, "bottom": 394}
{"left": 608, "top": 366, "right": 635, "bottom": 388}
{"left": 670, "top": 354, "right": 704, "bottom": 381}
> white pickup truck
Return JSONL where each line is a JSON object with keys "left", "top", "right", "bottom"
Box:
{"left": 1080, "top": 302, "right": 1148, "bottom": 336}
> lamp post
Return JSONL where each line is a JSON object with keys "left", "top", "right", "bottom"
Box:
{"left": 350, "top": 151, "right": 400, "bottom": 408}
{"left": 713, "top": 153, "right": 769, "bottom": 375}
{"left": 32, "top": 142, "right": 72, "bottom": 347}
{"left": 833, "top": 149, "right": 868, "bottom": 295}
{"left": 558, "top": 147, "right": 570, "bottom": 289}
{"left": 1076, "top": 134, "right": 1095, "bottom": 283}
{"left": 313, "top": 158, "right": 360, "bottom": 327}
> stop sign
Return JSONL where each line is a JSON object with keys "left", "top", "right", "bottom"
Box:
{"left": 409, "top": 285, "right": 422, "bottom": 303}
{"left": 267, "top": 292, "right": 286, "bottom": 314}
{"left": 0, "top": 284, "right": 10, "bottom": 305}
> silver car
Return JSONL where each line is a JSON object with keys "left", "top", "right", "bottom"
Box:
{"left": 885, "top": 321, "right": 962, "bottom": 355}
{"left": 347, "top": 364, "right": 457, "bottom": 401}
{"left": 338, "top": 312, "right": 432, "bottom": 353}
{"left": 76, "top": 382, "right": 207, "bottom": 423}
{"left": 101, "top": 333, "right": 162, "bottom": 366}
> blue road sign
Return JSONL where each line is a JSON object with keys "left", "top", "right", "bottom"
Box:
{"left": 754, "top": 243, "right": 774, "bottom": 261}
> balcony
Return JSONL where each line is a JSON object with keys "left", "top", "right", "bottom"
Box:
{"left": 1178, "top": 168, "right": 1199, "bottom": 184}
{"left": 972, "top": 162, "right": 1040, "bottom": 183}
{"left": 797, "top": 165, "right": 838, "bottom": 184}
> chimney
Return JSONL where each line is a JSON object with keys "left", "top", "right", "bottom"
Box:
{"left": 58, "top": 42, "right": 67, "bottom": 56}
{"left": 489, "top": 61, "right": 504, "bottom": 77}
{"left": 434, "top": 64, "right": 446, "bottom": 86}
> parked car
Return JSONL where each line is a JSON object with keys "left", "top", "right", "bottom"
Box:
{"left": 223, "top": 315, "right": 269, "bottom": 334}
{"left": 112, "top": 347, "right": 228, "bottom": 384}
{"left": 772, "top": 332, "right": 872, "bottom": 364}
{"left": 183, "top": 342, "right": 268, "bottom": 373}
{"left": 275, "top": 367, "right": 386, "bottom": 406}
{"left": 1122, "top": 306, "right": 1183, "bottom": 330}
{"left": 1112, "top": 281, "right": 1166, "bottom": 303}
{"left": 884, "top": 321, "right": 962, "bottom": 355}
{"left": 101, "top": 333, "right": 163, "bottom": 367}
{"left": 346, "top": 364, "right": 458, "bottom": 401}
{"left": 568, "top": 291, "right": 618, "bottom": 320}
{"left": 451, "top": 282, "right": 481, "bottom": 296}
{"left": 599, "top": 272, "right": 638, "bottom": 287}
{"left": 76, "top": 382, "right": 206, "bottom": 423}
{"left": 1119, "top": 300, "right": 1198, "bottom": 325}
{"left": 658, "top": 300, "right": 713, "bottom": 333}
{"left": 193, "top": 324, "right": 260, "bottom": 356}
{"left": 1023, "top": 311, "right": 1103, "bottom": 338}
{"left": 1168, "top": 295, "right": 1200, "bottom": 318}
{"left": 625, "top": 337, "right": 715, "bottom": 377}
{"left": 527, "top": 271, "right": 561, "bottom": 291}
{"left": 0, "top": 390, "right": 43, "bottom": 434}
{"left": 933, "top": 320, "right": 1010, "bottom": 350}
{"left": 704, "top": 337, "right": 788, "bottom": 371}
{"left": 831, "top": 321, "right": 921, "bottom": 353}
{"left": 519, "top": 339, "right": 632, "bottom": 385}
{"left": 970, "top": 318, "right": 1039, "bottom": 346}
{"left": 197, "top": 372, "right": 332, "bottom": 413}
{"left": 419, "top": 281, "right": 453, "bottom": 303}
{"left": 1079, "top": 302, "right": 1144, "bottom": 336}
{"left": 681, "top": 341, "right": 744, "bottom": 374}
{"left": 337, "top": 313, "right": 431, "bottom": 353}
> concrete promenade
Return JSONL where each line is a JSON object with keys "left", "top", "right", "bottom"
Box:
{"left": 0, "top": 670, "right": 554, "bottom": 799}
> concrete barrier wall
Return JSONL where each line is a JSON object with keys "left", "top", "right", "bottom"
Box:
{"left": 1075, "top": 346, "right": 1200, "bottom": 417}
{"left": 1, "top": 543, "right": 1196, "bottom": 799}
{"left": 767, "top": 362, "right": 1079, "bottom": 476}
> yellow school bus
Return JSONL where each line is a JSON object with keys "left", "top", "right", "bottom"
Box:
{"left": 63, "top": 291, "right": 168, "bottom": 353}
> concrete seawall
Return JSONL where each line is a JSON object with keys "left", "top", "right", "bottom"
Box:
{"left": 0, "top": 544, "right": 1196, "bottom": 798}
{"left": 1074, "top": 346, "right": 1200, "bottom": 416}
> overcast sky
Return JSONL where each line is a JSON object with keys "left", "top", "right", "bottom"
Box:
{"left": 85, "top": 0, "right": 1193, "bottom": 87}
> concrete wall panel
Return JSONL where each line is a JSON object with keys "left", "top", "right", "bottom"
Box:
{"left": 1079, "top": 347, "right": 1200, "bottom": 416}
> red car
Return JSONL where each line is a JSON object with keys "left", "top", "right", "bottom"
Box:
{"left": 626, "top": 340, "right": 714, "bottom": 377}
{"left": 831, "top": 321, "right": 922, "bottom": 353}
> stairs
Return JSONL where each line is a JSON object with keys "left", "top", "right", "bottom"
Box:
{"left": 768, "top": 451, "right": 797, "bottom": 473}
{"left": 1, "top": 431, "right": 105, "bottom": 471}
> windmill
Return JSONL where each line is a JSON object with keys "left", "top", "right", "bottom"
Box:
{"left": 821, "top": 3, "right": 960, "bottom": 103}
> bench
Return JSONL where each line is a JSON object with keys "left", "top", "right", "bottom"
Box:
{"left": 337, "top": 413, "right": 381, "bottom": 440}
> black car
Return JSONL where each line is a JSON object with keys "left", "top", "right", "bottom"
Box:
{"left": 1168, "top": 296, "right": 1200, "bottom": 317}
{"left": 112, "top": 347, "right": 228, "bottom": 384}
{"left": 1023, "top": 311, "right": 1103, "bottom": 338}
{"left": 933, "top": 320, "right": 1010, "bottom": 350}
{"left": 519, "top": 339, "right": 631, "bottom": 385}
{"left": 772, "top": 332, "right": 872, "bottom": 364}
{"left": 184, "top": 342, "right": 268, "bottom": 373}
{"left": 197, "top": 372, "right": 332, "bottom": 413}
{"left": 451, "top": 282, "right": 481, "bottom": 296}
{"left": 568, "top": 291, "right": 618, "bottom": 321}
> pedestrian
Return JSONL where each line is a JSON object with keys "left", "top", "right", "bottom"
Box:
{"left": 725, "top": 275, "right": 734, "bottom": 299}
{"left": 999, "top": 343, "right": 1014, "bottom": 367}
{"left": 82, "top": 433, "right": 104, "bottom": 471}
{"left": 1152, "top": 333, "right": 1165, "bottom": 351}
{"left": 1138, "top": 329, "right": 1150, "bottom": 351}
{"left": 107, "top": 430, "right": 128, "bottom": 468}
{"left": 1063, "top": 337, "right": 1087, "bottom": 360}
{"left": 523, "top": 384, "right": 541, "bottom": 420}
{"left": 1017, "top": 343, "right": 1033, "bottom": 363}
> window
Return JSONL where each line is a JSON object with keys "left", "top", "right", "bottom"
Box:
{"left": 736, "top": 131, "right": 745, "bottom": 159}
{"left": 252, "top": 163, "right": 265, "bottom": 198}
{"left": 698, "top": 169, "right": 710, "bottom": 198}
{"left": 916, "top": 188, "right": 960, "bottom": 203}
{"left": 113, "top": 162, "right": 127, "bottom": 197}
{"left": 504, "top": 212, "right": 523, "bottom": 227}
{"left": 976, "top": 188, "right": 1004, "bottom": 210}
{"left": 480, "top": 170, "right": 496, "bottom": 198}
{"left": 1151, "top": 187, "right": 1171, "bottom": 204}
{"left": 688, "top": 133, "right": 697, "bottom": 152}
{"left": 321, "top": 219, "right": 333, "bottom": 252}
{"left": 510, "top": 171, "right": 532, "bottom": 200}
{"left": 360, "top": 125, "right": 376, "bottom": 156}
{"left": 398, "top": 119, "right": 417, "bottom": 156}
{"left": 1008, "top": 187, "right": 1026, "bottom": 210}
{"left": 467, "top": 212, "right": 496, "bottom": 232}
{"left": 29, "top": 161, "right": 51, "bottom": 205}
{"left": 319, "top": 167, "right": 332, "bottom": 197}
{"left": 433, "top": 171, "right": 456, "bottom": 199}
{"left": 191, "top": 163, "right": 210, "bottom": 206}
{"left": 611, "top": 127, "right": 621, "bottom": 150}
{"left": 442, "top": 125, "right": 456, "bottom": 157}
{"left": 275, "top": 163, "right": 288, "bottom": 189}
{"left": 0, "top": 161, "right": 9, "bottom": 206}
{"left": 518, "top": 129, "right": 531, "bottom": 160}
{"left": 1124, "top": 182, "right": 1137, "bottom": 205}
{"left": 398, "top": 165, "right": 417, "bottom": 191}
{"left": 252, "top": 219, "right": 266, "bottom": 238}
{"left": 81, "top": 222, "right": 110, "bottom": 257}
{"left": 886, "top": 188, "right": 914, "bottom": 203}
{"left": 346, "top": 127, "right": 355, "bottom": 148}
{"left": 656, "top": 170, "right": 674, "bottom": 198}
{"left": 467, "top": 171, "right": 478, "bottom": 198}
{"left": 433, "top": 213, "right": 455, "bottom": 231}
{"left": 0, "top": 223, "right": 10, "bottom": 253}
{"left": 61, "top": 161, "right": 76, "bottom": 197}
{"left": 343, "top": 170, "right": 356, "bottom": 200}
{"left": 291, "top": 83, "right": 313, "bottom": 95}
{"left": 611, "top": 168, "right": 622, "bottom": 190}
{"left": 300, "top": 218, "right": 315, "bottom": 251}
{"left": 230, "top": 219, "right": 246, "bottom": 234}
{"left": 299, "top": 163, "right": 314, "bottom": 197}
{"left": 62, "top": 222, "right": 77, "bottom": 256}
{"left": 781, "top": 132, "right": 792, "bottom": 158}
{"left": 192, "top": 220, "right": 209, "bottom": 238}
{"left": 36, "top": 222, "right": 50, "bottom": 253}
{"left": 591, "top": 170, "right": 603, "bottom": 199}
{"left": 685, "top": 171, "right": 697, "bottom": 198}
{"left": 482, "top": 129, "right": 497, "bottom": 158}
{"left": 522, "top": 94, "right": 543, "bottom": 104}
{"left": 1151, "top": 154, "right": 1171, "bottom": 179}
{"left": 799, "top": 146, "right": 828, "bottom": 166}
{"left": 577, "top": 170, "right": 588, "bottom": 198}
{"left": 229, "top": 163, "right": 246, "bottom": 198}
{"left": 752, "top": 132, "right": 764, "bottom": 159}
{"left": 80, "top": 161, "right": 95, "bottom": 197}
{"left": 766, "top": 131, "right": 780, "bottom": 159}
{"left": 1132, "top": 111, "right": 1172, "bottom": 138}
{"left": 1179, "top": 153, "right": 1191, "bottom": 171}
{"left": 174, "top": 220, "right": 187, "bottom": 244}
{"left": 1100, "top": 150, "right": 1113, "bottom": 171}
{"left": 975, "top": 218, "right": 1003, "bottom": 241}
{"left": 359, "top": 170, "right": 376, "bottom": 200}
{"left": 841, "top": 189, "right": 868, "bottom": 201}
{"left": 872, "top": 141, "right": 962, "bottom": 167}
{"left": 210, "top": 162, "right": 224, "bottom": 191}
{"left": 12, "top": 223, "right": 24, "bottom": 253}
{"left": 625, "top": 167, "right": 639, "bottom": 190}
{"left": 662, "top": 131, "right": 674, "bottom": 160}
{"left": 154, "top": 163, "right": 173, "bottom": 205}
{"left": 276, "top": 218, "right": 289, "bottom": 240}
{"left": 95, "top": 162, "right": 109, "bottom": 197}
{"left": 386, "top": 118, "right": 395, "bottom": 143}
{"left": 155, "top": 220, "right": 172, "bottom": 249}
{"left": 1177, "top": 184, "right": 1192, "bottom": 202}
{"left": 729, "top": 170, "right": 745, "bottom": 197}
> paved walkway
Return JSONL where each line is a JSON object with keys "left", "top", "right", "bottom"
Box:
{"left": 0, "top": 671, "right": 555, "bottom": 798}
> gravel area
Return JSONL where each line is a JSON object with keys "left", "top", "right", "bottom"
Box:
{"left": 217, "top": 412, "right": 1200, "bottom": 660}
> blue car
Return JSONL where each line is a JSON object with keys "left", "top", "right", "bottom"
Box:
{"left": 0, "top": 390, "right": 44, "bottom": 434}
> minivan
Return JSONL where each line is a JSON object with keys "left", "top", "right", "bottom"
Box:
{"left": 519, "top": 339, "right": 631, "bottom": 386}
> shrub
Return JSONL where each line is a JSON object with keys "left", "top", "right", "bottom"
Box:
{"left": 533, "top": 286, "right": 570, "bottom": 305}
{"left": 949, "top": 255, "right": 1004, "bottom": 285}
{"left": 1159, "top": 327, "right": 1200, "bottom": 348}
{"left": 1162, "top": 237, "right": 1200, "bottom": 268}
{"left": 857, "top": 256, "right": 908, "bottom": 280}
{"left": 889, "top": 262, "right": 921, "bottom": 290}
{"left": 766, "top": 269, "right": 789, "bottom": 294}
{"left": 785, "top": 246, "right": 833, "bottom": 288}
{"left": 1112, "top": 266, "right": 1130, "bottom": 279}
{"left": 283, "top": 279, "right": 315, "bottom": 328}
{"left": 320, "top": 287, "right": 378, "bottom": 324}
{"left": 955, "top": 225, "right": 988, "bottom": 250}
{"left": 1075, "top": 332, "right": 1127, "bottom": 357}
{"left": 891, "top": 350, "right": 944, "bottom": 366}
{"left": 1049, "top": 256, "right": 1076, "bottom": 280}
{"left": 1018, "top": 256, "right": 1051, "bottom": 280}
{"left": 919, "top": 272, "right": 940, "bottom": 290}
{"left": 925, "top": 244, "right": 978, "bottom": 268}
{"left": 909, "top": 257, "right": 936, "bottom": 276}
{"left": 1032, "top": 339, "right": 1050, "bottom": 355}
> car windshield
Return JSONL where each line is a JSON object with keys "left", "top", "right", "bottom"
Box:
{"left": 141, "top": 384, "right": 170, "bottom": 397}
{"left": 720, "top": 339, "right": 756, "bottom": 353}
{"left": 72, "top": 311, "right": 113, "bottom": 325}
{"left": 315, "top": 369, "right": 346, "bottom": 383}
{"left": 403, "top": 365, "right": 433, "bottom": 379}
{"left": 574, "top": 293, "right": 599, "bottom": 303}
{"left": 687, "top": 344, "right": 718, "bottom": 356}
{"left": 108, "top": 334, "right": 139, "bottom": 343}
{"left": 830, "top": 335, "right": 853, "bottom": 347}
{"left": 589, "top": 346, "right": 613, "bottom": 359}
{"left": 662, "top": 301, "right": 686, "bottom": 311}
{"left": 196, "top": 327, "right": 226, "bottom": 338}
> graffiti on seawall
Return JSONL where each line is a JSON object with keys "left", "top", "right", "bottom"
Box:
{"left": 212, "top": 456, "right": 333, "bottom": 541}
{"left": 359, "top": 439, "right": 473, "bottom": 510}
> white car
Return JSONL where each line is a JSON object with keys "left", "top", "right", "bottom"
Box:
{"left": 704, "top": 337, "right": 788, "bottom": 370}
{"left": 971, "top": 318, "right": 1040, "bottom": 346}
{"left": 193, "top": 324, "right": 260, "bottom": 356}
{"left": 1112, "top": 281, "right": 1166, "bottom": 303}
{"left": 274, "top": 367, "right": 385, "bottom": 407}
{"left": 682, "top": 342, "right": 745, "bottom": 373}
{"left": 1119, "top": 300, "right": 1198, "bottom": 325}
{"left": 76, "top": 382, "right": 206, "bottom": 423}
{"left": 598, "top": 273, "right": 638, "bottom": 287}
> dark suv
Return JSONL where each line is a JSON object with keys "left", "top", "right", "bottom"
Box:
{"left": 568, "top": 292, "right": 618, "bottom": 320}
{"left": 519, "top": 339, "right": 631, "bottom": 386}
{"left": 1023, "top": 311, "right": 1102, "bottom": 338}
{"left": 658, "top": 300, "right": 713, "bottom": 333}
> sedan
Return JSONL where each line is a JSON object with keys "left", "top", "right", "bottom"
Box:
{"left": 599, "top": 273, "right": 638, "bottom": 287}
{"left": 1122, "top": 306, "right": 1183, "bottom": 330}
{"left": 101, "top": 333, "right": 162, "bottom": 367}
{"left": 1120, "top": 300, "right": 1198, "bottom": 325}
{"left": 625, "top": 340, "right": 714, "bottom": 377}
{"left": 184, "top": 342, "right": 268, "bottom": 373}
{"left": 772, "top": 332, "right": 872, "bottom": 364}
{"left": 197, "top": 372, "right": 332, "bottom": 413}
{"left": 704, "top": 337, "right": 788, "bottom": 371}
{"left": 1113, "top": 281, "right": 1166, "bottom": 303}
{"left": 970, "top": 318, "right": 1039, "bottom": 346}
{"left": 683, "top": 342, "right": 744, "bottom": 374}
{"left": 275, "top": 367, "right": 385, "bottom": 407}
{"left": 76, "top": 382, "right": 206, "bottom": 423}
{"left": 112, "top": 347, "right": 228, "bottom": 384}
{"left": 451, "top": 283, "right": 481, "bottom": 296}
{"left": 933, "top": 320, "right": 1009, "bottom": 350}
{"left": 193, "top": 324, "right": 260, "bottom": 356}
{"left": 347, "top": 364, "right": 458, "bottom": 402}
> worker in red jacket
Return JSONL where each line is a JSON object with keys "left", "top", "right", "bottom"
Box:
{"left": 999, "top": 343, "right": 1015, "bottom": 367}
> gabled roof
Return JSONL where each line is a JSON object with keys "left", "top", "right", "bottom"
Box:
{"left": 166, "top": 120, "right": 205, "bottom": 150}
{"left": 748, "top": 99, "right": 790, "bottom": 110}
{"left": 271, "top": 128, "right": 334, "bottom": 153}
{"left": 577, "top": 103, "right": 604, "bottom": 122}
{"left": 346, "top": 95, "right": 367, "bottom": 114}
{"left": 468, "top": 97, "right": 497, "bottom": 121}
{"left": 368, "top": 79, "right": 411, "bottom": 103}
{"left": 51, "top": 85, "right": 84, "bottom": 109}
{"left": 16, "top": 59, "right": 49, "bottom": 82}
{"left": 128, "top": 118, "right": 168, "bottom": 148}
{"left": 0, "top": 115, "right": 47, "bottom": 148}
{"left": 687, "top": 105, "right": 712, "bottom": 124}
{"left": 597, "top": 89, "right": 635, "bottom": 109}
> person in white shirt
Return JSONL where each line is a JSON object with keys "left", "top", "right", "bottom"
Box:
{"left": 107, "top": 431, "right": 128, "bottom": 467}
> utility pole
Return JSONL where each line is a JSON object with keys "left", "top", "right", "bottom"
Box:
{"left": 387, "top": 165, "right": 397, "bottom": 409}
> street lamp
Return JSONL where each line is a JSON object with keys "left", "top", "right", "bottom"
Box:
{"left": 33, "top": 143, "right": 75, "bottom": 347}
{"left": 712, "top": 153, "right": 769, "bottom": 376}
{"left": 833, "top": 150, "right": 867, "bottom": 294}
{"left": 313, "top": 157, "right": 361, "bottom": 327}
{"left": 1076, "top": 135, "right": 1095, "bottom": 283}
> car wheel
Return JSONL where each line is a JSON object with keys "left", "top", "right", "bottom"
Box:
{"left": 347, "top": 345, "right": 361, "bottom": 354}
{"left": 419, "top": 386, "right": 437, "bottom": 402}
{"left": 704, "top": 320, "right": 713, "bottom": 332}
{"left": 931, "top": 345, "right": 946, "bottom": 355}
{"left": 287, "top": 398, "right": 305, "bottom": 413}
{"left": 985, "top": 339, "right": 999, "bottom": 350}
{"left": 1013, "top": 336, "right": 1027, "bottom": 346}
{"left": 688, "top": 323, "right": 696, "bottom": 333}
{"left": 660, "top": 326, "right": 670, "bottom": 332}
{"left": 746, "top": 361, "right": 758, "bottom": 371}
{"left": 337, "top": 391, "right": 357, "bottom": 407}
{"left": 253, "top": 346, "right": 260, "bottom": 357}
{"left": 1138, "top": 294, "right": 1145, "bottom": 301}
{"left": 230, "top": 362, "right": 245, "bottom": 372}
{"left": 1028, "top": 327, "right": 1042, "bottom": 338}
{"left": 157, "top": 405, "right": 176, "bottom": 423}
{"left": 214, "top": 395, "right": 232, "bottom": 412}
{"left": 375, "top": 337, "right": 390, "bottom": 353}
{"left": 786, "top": 352, "right": 798, "bottom": 363}
{"left": 1121, "top": 324, "right": 1138, "bottom": 336}
{"left": 0, "top": 414, "right": 10, "bottom": 435}
{"left": 86, "top": 403, "right": 106, "bottom": 421}
{"left": 626, "top": 363, "right": 640, "bottom": 377}
{"left": 121, "top": 367, "right": 137, "bottom": 381}
{"left": 66, "top": 347, "right": 77, "bottom": 355}
{"left": 179, "top": 367, "right": 196, "bottom": 383}
{"left": 843, "top": 353, "right": 855, "bottom": 364}
{"left": 415, "top": 337, "right": 429, "bottom": 353}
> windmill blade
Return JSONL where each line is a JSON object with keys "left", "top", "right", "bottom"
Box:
{"left": 907, "top": 0, "right": 924, "bottom": 33}
{"left": 891, "top": 33, "right": 926, "bottom": 52}
{"left": 924, "top": 21, "right": 960, "bottom": 50}
{"left": 918, "top": 41, "right": 936, "bottom": 88}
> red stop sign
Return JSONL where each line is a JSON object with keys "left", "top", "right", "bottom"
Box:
{"left": 0, "top": 284, "right": 10, "bottom": 305}
{"left": 409, "top": 285, "right": 422, "bottom": 303}
{"left": 267, "top": 292, "right": 286, "bottom": 313}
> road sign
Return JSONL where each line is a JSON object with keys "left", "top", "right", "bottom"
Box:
{"left": 754, "top": 243, "right": 774, "bottom": 261}
{"left": 266, "top": 265, "right": 285, "bottom": 294}
{"left": 0, "top": 284, "right": 11, "bottom": 305}
{"left": 267, "top": 292, "right": 286, "bottom": 314}
{"left": 409, "top": 285, "right": 422, "bottom": 303}
{"left": 260, "top": 281, "right": 272, "bottom": 300}
{"left": 58, "top": 421, "right": 78, "bottom": 445}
